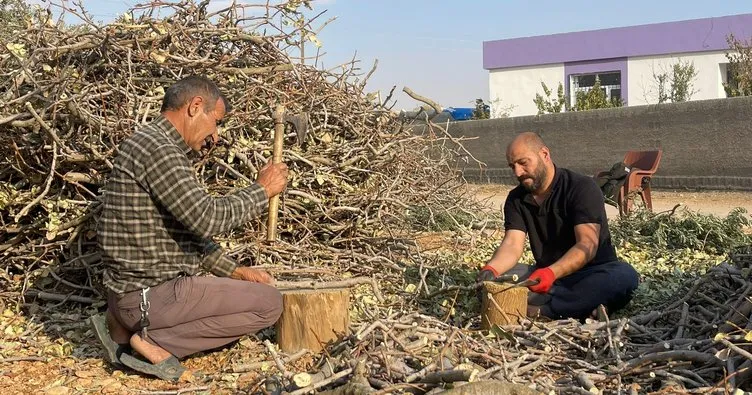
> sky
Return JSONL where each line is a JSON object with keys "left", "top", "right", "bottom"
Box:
{"left": 30, "top": 0, "right": 752, "bottom": 110}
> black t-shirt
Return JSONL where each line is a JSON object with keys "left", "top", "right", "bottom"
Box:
{"left": 503, "top": 166, "right": 617, "bottom": 267}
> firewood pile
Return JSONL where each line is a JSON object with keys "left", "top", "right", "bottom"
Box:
{"left": 0, "top": 0, "right": 483, "bottom": 299}
{"left": 1, "top": 1, "right": 751, "bottom": 394}
{"left": 252, "top": 252, "right": 752, "bottom": 394}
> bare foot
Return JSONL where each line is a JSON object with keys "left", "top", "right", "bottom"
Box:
{"left": 130, "top": 333, "right": 172, "bottom": 365}
{"left": 106, "top": 310, "right": 132, "bottom": 345}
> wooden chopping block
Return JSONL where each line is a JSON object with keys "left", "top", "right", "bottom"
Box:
{"left": 276, "top": 288, "right": 350, "bottom": 353}
{"left": 480, "top": 281, "right": 528, "bottom": 328}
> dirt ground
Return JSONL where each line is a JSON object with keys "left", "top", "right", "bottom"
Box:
{"left": 467, "top": 184, "right": 752, "bottom": 219}
{"left": 2, "top": 185, "right": 750, "bottom": 394}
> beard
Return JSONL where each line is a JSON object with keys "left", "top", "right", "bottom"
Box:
{"left": 518, "top": 162, "right": 548, "bottom": 192}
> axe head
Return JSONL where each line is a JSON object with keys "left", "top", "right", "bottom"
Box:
{"left": 283, "top": 113, "right": 309, "bottom": 144}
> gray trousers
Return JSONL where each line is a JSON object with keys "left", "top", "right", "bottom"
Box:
{"left": 107, "top": 276, "right": 283, "bottom": 358}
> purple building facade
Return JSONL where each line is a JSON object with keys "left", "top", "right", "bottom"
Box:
{"left": 483, "top": 14, "right": 752, "bottom": 117}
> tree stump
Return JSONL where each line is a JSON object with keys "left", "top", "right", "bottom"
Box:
{"left": 480, "top": 282, "right": 528, "bottom": 328}
{"left": 276, "top": 288, "right": 350, "bottom": 353}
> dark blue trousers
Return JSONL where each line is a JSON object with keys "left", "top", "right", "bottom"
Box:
{"left": 506, "top": 261, "right": 640, "bottom": 320}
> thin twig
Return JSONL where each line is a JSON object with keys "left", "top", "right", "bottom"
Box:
{"left": 286, "top": 368, "right": 353, "bottom": 395}
{"left": 137, "top": 386, "right": 210, "bottom": 395}
{"left": 14, "top": 142, "right": 58, "bottom": 222}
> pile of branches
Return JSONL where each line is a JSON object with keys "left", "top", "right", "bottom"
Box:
{"left": 250, "top": 254, "right": 752, "bottom": 394}
{"left": 610, "top": 206, "right": 752, "bottom": 255}
{"left": 4, "top": 1, "right": 752, "bottom": 394}
{"left": 239, "top": 216, "right": 752, "bottom": 394}
{"left": 0, "top": 0, "right": 484, "bottom": 299}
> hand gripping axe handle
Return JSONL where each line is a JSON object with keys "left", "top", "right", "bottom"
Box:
{"left": 267, "top": 105, "right": 309, "bottom": 242}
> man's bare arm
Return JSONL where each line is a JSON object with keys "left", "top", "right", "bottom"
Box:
{"left": 548, "top": 223, "right": 600, "bottom": 279}
{"left": 483, "top": 229, "right": 527, "bottom": 275}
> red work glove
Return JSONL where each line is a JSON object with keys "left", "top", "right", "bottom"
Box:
{"left": 527, "top": 267, "right": 555, "bottom": 294}
{"left": 476, "top": 265, "right": 499, "bottom": 305}
{"left": 477, "top": 265, "right": 500, "bottom": 282}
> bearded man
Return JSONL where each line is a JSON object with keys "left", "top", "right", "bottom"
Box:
{"left": 477, "top": 132, "right": 639, "bottom": 320}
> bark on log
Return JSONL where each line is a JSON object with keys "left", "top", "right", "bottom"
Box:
{"left": 440, "top": 381, "right": 542, "bottom": 395}
{"left": 420, "top": 368, "right": 479, "bottom": 384}
{"left": 276, "top": 288, "right": 350, "bottom": 353}
{"left": 719, "top": 299, "right": 752, "bottom": 333}
{"left": 480, "top": 282, "right": 528, "bottom": 328}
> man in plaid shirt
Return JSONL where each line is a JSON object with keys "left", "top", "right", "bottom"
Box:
{"left": 90, "top": 76, "right": 288, "bottom": 381}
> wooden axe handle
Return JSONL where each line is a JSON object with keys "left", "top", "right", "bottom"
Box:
{"left": 267, "top": 105, "right": 285, "bottom": 242}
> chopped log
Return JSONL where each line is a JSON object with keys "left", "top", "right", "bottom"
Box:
{"left": 440, "top": 381, "right": 542, "bottom": 395}
{"left": 480, "top": 282, "right": 528, "bottom": 329}
{"left": 719, "top": 299, "right": 752, "bottom": 333}
{"left": 420, "top": 368, "right": 479, "bottom": 384}
{"left": 276, "top": 288, "right": 350, "bottom": 353}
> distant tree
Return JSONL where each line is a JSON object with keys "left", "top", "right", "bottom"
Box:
{"left": 724, "top": 34, "right": 752, "bottom": 97}
{"left": 533, "top": 82, "right": 567, "bottom": 114}
{"left": 571, "top": 76, "right": 623, "bottom": 111}
{"left": 534, "top": 78, "right": 621, "bottom": 114}
{"left": 669, "top": 61, "right": 698, "bottom": 102}
{"left": 471, "top": 98, "right": 490, "bottom": 119}
{"left": 490, "top": 99, "right": 515, "bottom": 118}
{"left": 653, "top": 60, "right": 698, "bottom": 103}
{"left": 471, "top": 98, "right": 514, "bottom": 119}
{"left": 0, "top": 0, "right": 31, "bottom": 40}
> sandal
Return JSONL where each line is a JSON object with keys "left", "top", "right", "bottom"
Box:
{"left": 89, "top": 313, "right": 130, "bottom": 367}
{"left": 119, "top": 353, "right": 191, "bottom": 382}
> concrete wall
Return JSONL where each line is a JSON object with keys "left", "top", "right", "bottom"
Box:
{"left": 444, "top": 96, "right": 752, "bottom": 190}
{"left": 489, "top": 64, "right": 564, "bottom": 118}
{"left": 627, "top": 50, "right": 729, "bottom": 105}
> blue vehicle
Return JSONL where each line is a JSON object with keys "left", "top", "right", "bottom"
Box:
{"left": 443, "top": 107, "right": 475, "bottom": 121}
{"left": 400, "top": 104, "right": 489, "bottom": 122}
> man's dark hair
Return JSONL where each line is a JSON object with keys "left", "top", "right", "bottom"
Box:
{"left": 160, "top": 75, "right": 232, "bottom": 113}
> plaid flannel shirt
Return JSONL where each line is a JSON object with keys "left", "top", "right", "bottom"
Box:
{"left": 99, "top": 116, "right": 268, "bottom": 294}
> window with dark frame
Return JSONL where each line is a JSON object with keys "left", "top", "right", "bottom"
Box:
{"left": 722, "top": 63, "right": 741, "bottom": 97}
{"left": 569, "top": 71, "right": 622, "bottom": 107}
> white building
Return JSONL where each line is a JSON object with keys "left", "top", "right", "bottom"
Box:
{"left": 483, "top": 14, "right": 752, "bottom": 117}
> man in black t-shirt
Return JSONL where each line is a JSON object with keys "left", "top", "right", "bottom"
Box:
{"left": 477, "top": 132, "right": 639, "bottom": 320}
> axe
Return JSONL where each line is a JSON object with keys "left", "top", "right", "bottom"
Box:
{"left": 491, "top": 278, "right": 541, "bottom": 294}
{"left": 267, "top": 104, "right": 309, "bottom": 242}
{"left": 478, "top": 274, "right": 540, "bottom": 293}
